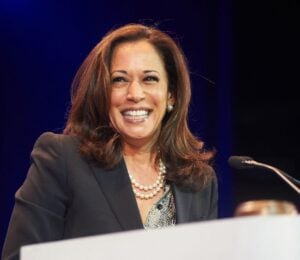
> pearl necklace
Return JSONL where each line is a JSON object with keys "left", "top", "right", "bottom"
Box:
{"left": 129, "top": 159, "right": 166, "bottom": 200}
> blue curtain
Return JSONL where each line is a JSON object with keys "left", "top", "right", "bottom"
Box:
{"left": 0, "top": 0, "right": 233, "bottom": 250}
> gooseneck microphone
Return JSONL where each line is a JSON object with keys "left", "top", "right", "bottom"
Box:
{"left": 228, "top": 156, "right": 300, "bottom": 195}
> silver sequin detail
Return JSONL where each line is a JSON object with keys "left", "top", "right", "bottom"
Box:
{"left": 144, "top": 184, "right": 176, "bottom": 229}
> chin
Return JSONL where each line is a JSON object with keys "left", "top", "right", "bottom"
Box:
{"left": 122, "top": 131, "right": 158, "bottom": 143}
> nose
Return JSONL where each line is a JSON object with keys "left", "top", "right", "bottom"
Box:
{"left": 126, "top": 80, "right": 145, "bottom": 102}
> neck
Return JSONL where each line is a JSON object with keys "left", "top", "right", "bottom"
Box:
{"left": 123, "top": 147, "right": 156, "bottom": 166}
{"left": 122, "top": 139, "right": 158, "bottom": 162}
{"left": 122, "top": 142, "right": 160, "bottom": 176}
{"left": 120, "top": 126, "right": 160, "bottom": 157}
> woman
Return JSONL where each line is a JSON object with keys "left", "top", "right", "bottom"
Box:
{"left": 2, "top": 23, "right": 218, "bottom": 260}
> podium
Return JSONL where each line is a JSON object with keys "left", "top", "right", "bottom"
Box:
{"left": 21, "top": 215, "right": 300, "bottom": 260}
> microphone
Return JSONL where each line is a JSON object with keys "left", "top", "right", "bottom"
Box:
{"left": 228, "top": 156, "right": 256, "bottom": 170}
{"left": 228, "top": 155, "right": 300, "bottom": 195}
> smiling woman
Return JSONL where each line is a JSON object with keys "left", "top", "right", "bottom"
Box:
{"left": 109, "top": 40, "right": 172, "bottom": 148}
{"left": 2, "top": 23, "right": 218, "bottom": 260}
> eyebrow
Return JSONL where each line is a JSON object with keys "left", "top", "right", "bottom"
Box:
{"left": 111, "top": 70, "right": 127, "bottom": 74}
{"left": 110, "top": 70, "right": 160, "bottom": 74}
{"left": 144, "top": 70, "right": 159, "bottom": 74}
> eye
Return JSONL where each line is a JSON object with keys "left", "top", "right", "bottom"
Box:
{"left": 144, "top": 76, "right": 159, "bottom": 83}
{"left": 111, "top": 76, "right": 128, "bottom": 83}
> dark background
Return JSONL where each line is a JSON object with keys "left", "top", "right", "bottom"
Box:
{"left": 1, "top": 0, "right": 299, "bottom": 252}
{"left": 232, "top": 1, "right": 299, "bottom": 210}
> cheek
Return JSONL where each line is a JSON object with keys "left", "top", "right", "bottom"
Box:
{"left": 110, "top": 90, "right": 124, "bottom": 108}
{"left": 153, "top": 90, "right": 168, "bottom": 108}
{"left": 109, "top": 92, "right": 122, "bottom": 123}
{"left": 108, "top": 106, "right": 120, "bottom": 131}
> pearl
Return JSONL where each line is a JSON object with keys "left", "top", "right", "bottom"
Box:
{"left": 129, "top": 159, "right": 166, "bottom": 200}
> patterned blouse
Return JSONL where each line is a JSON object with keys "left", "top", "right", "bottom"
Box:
{"left": 144, "top": 184, "right": 176, "bottom": 229}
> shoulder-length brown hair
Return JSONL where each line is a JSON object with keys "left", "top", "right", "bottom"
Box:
{"left": 64, "top": 23, "right": 215, "bottom": 189}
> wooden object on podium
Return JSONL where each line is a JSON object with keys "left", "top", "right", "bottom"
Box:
{"left": 235, "top": 200, "right": 298, "bottom": 216}
{"left": 21, "top": 215, "right": 300, "bottom": 260}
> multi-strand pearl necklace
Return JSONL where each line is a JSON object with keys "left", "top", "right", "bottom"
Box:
{"left": 129, "top": 159, "right": 166, "bottom": 200}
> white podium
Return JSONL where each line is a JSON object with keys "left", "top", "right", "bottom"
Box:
{"left": 21, "top": 215, "right": 300, "bottom": 260}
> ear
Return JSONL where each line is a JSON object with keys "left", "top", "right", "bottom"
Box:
{"left": 167, "top": 92, "right": 176, "bottom": 106}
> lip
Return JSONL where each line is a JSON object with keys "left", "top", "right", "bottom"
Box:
{"left": 121, "top": 106, "right": 152, "bottom": 111}
{"left": 120, "top": 107, "right": 153, "bottom": 123}
{"left": 121, "top": 107, "right": 153, "bottom": 115}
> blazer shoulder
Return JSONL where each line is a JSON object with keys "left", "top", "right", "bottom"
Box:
{"left": 33, "top": 131, "right": 79, "bottom": 151}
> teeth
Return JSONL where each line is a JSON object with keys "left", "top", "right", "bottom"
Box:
{"left": 123, "top": 110, "right": 149, "bottom": 116}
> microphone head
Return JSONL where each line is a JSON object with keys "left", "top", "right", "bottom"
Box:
{"left": 228, "top": 156, "right": 254, "bottom": 170}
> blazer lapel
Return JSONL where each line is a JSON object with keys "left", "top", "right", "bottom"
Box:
{"left": 91, "top": 159, "right": 143, "bottom": 231}
{"left": 172, "top": 184, "right": 193, "bottom": 224}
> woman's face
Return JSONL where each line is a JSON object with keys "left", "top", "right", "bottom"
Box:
{"left": 109, "top": 40, "right": 173, "bottom": 147}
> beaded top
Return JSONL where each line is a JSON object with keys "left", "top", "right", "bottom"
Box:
{"left": 144, "top": 184, "right": 176, "bottom": 229}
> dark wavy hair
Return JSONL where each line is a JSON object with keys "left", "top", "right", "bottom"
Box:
{"left": 64, "top": 23, "right": 215, "bottom": 189}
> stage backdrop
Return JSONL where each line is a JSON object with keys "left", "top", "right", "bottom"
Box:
{"left": 2, "top": 0, "right": 299, "bottom": 253}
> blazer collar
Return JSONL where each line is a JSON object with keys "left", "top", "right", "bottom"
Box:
{"left": 91, "top": 159, "right": 143, "bottom": 231}
{"left": 92, "top": 159, "right": 194, "bottom": 229}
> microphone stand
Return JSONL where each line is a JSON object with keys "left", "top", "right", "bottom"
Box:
{"left": 245, "top": 159, "right": 300, "bottom": 195}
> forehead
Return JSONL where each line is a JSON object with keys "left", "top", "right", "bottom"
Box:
{"left": 110, "top": 40, "right": 165, "bottom": 71}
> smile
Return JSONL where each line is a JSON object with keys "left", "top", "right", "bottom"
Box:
{"left": 121, "top": 109, "right": 151, "bottom": 122}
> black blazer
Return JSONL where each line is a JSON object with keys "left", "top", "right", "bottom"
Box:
{"left": 2, "top": 132, "right": 218, "bottom": 260}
